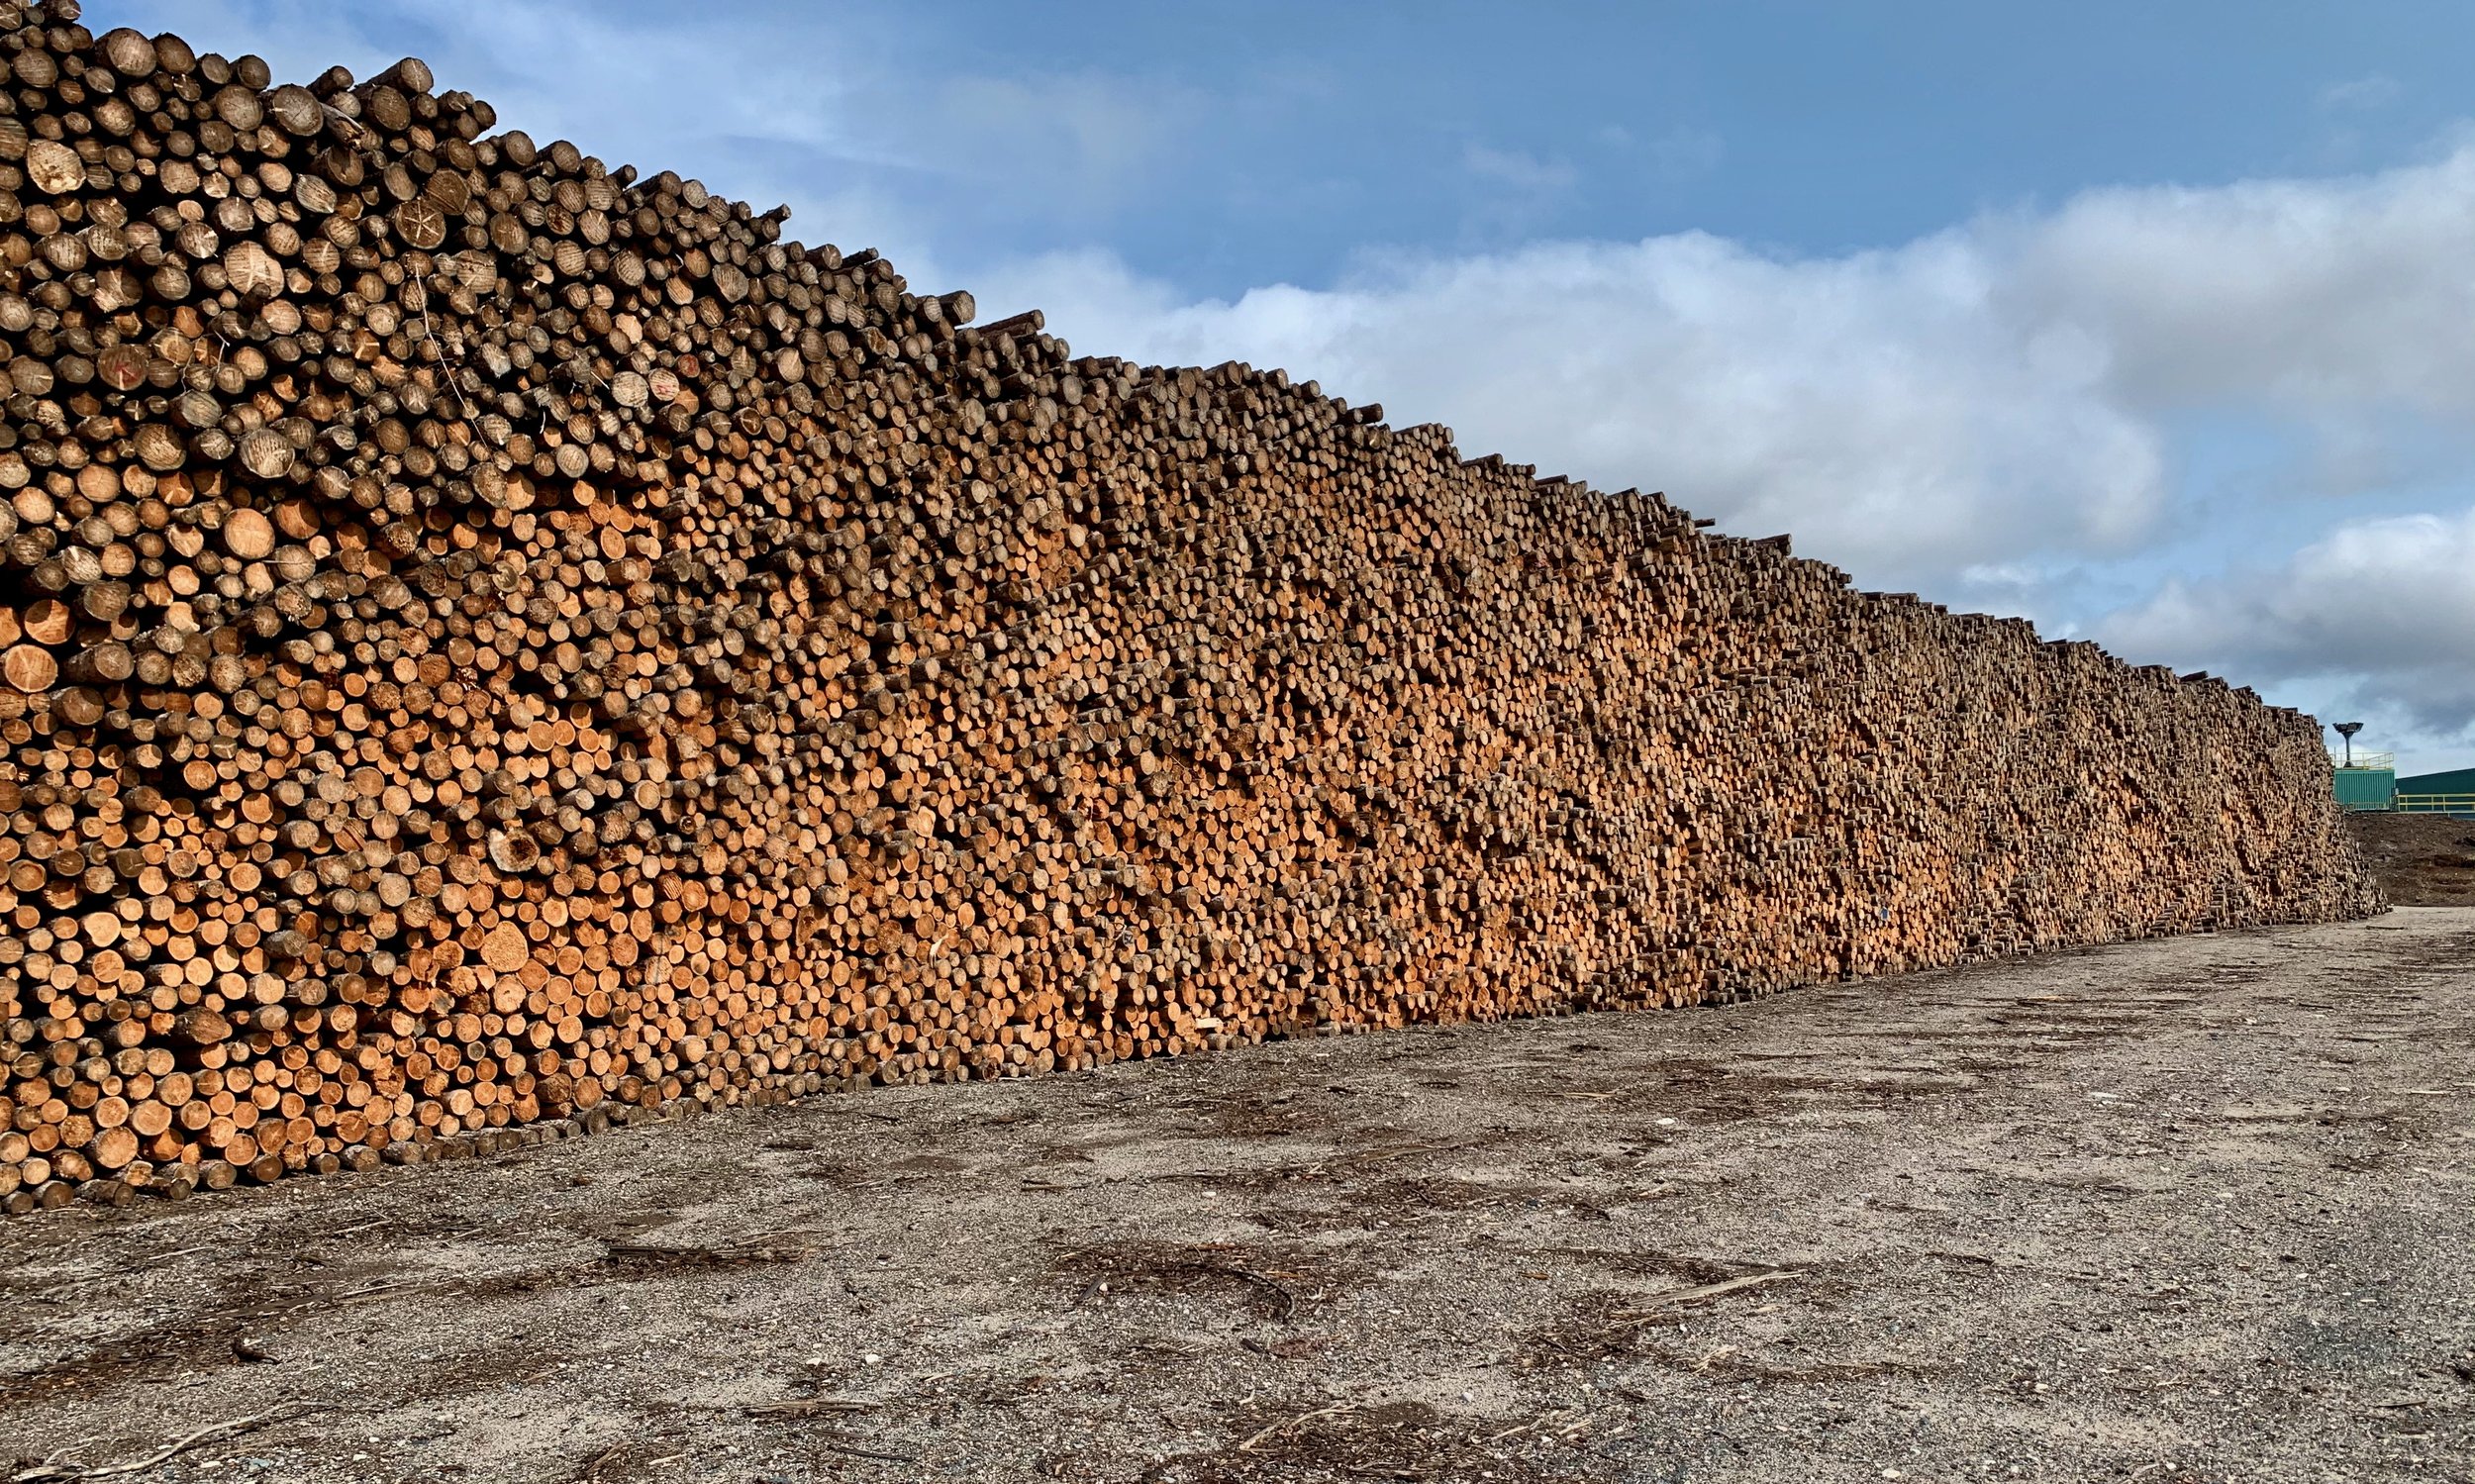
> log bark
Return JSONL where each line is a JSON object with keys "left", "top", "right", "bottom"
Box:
{"left": 0, "top": 8, "right": 2379, "bottom": 1214}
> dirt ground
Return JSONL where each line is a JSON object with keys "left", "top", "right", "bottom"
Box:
{"left": 2349, "top": 814, "right": 2475, "bottom": 907}
{"left": 3, "top": 909, "right": 2471, "bottom": 1484}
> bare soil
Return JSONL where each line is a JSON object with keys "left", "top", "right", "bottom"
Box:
{"left": 4, "top": 910, "right": 2471, "bottom": 1484}
{"left": 2349, "top": 814, "right": 2475, "bottom": 907}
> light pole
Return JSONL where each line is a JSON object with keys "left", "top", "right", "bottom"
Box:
{"left": 2333, "top": 721, "right": 2363, "bottom": 768}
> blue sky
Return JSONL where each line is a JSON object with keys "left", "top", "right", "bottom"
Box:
{"left": 116, "top": 1, "right": 2475, "bottom": 773}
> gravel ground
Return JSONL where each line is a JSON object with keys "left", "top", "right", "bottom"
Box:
{"left": 3, "top": 908, "right": 2470, "bottom": 1484}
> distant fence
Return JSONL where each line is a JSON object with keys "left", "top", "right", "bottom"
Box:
{"left": 2394, "top": 793, "right": 2475, "bottom": 818}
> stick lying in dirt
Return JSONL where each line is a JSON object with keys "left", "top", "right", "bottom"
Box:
{"left": 811, "top": 1438, "right": 916, "bottom": 1463}
{"left": 1614, "top": 1269, "right": 1805, "bottom": 1315}
{"left": 11, "top": 1402, "right": 331, "bottom": 1483}
{"left": 743, "top": 1397, "right": 875, "bottom": 1419}
{"left": 1216, "top": 1264, "right": 1301, "bottom": 1322}
{"left": 1237, "top": 1401, "right": 1358, "bottom": 1454}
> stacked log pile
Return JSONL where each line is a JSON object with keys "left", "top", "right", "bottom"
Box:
{"left": 0, "top": 5, "right": 2379, "bottom": 1212}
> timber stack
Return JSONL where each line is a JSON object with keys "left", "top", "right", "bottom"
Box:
{"left": 0, "top": 4, "right": 2379, "bottom": 1214}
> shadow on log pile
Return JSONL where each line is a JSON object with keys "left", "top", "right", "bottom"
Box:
{"left": 0, "top": 3, "right": 2380, "bottom": 1213}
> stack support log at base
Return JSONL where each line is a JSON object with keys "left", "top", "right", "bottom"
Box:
{"left": 0, "top": 5, "right": 2380, "bottom": 1214}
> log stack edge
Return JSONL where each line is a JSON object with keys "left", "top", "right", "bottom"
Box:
{"left": 0, "top": 6, "right": 2381, "bottom": 1213}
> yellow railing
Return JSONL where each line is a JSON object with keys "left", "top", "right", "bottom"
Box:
{"left": 2394, "top": 792, "right": 2475, "bottom": 816}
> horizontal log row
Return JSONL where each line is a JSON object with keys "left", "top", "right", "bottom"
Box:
{"left": 0, "top": 4, "right": 2379, "bottom": 1212}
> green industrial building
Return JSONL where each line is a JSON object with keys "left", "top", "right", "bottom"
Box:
{"left": 2395, "top": 767, "right": 2475, "bottom": 816}
{"left": 2332, "top": 760, "right": 2395, "bottom": 812}
{"left": 2332, "top": 759, "right": 2475, "bottom": 816}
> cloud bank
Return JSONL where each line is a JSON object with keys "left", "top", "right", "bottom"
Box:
{"left": 976, "top": 148, "right": 2475, "bottom": 579}
{"left": 2099, "top": 509, "right": 2475, "bottom": 744}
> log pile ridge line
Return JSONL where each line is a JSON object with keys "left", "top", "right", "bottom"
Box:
{"left": 0, "top": 5, "right": 2380, "bottom": 1214}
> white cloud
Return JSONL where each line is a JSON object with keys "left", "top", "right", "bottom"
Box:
{"left": 929, "top": 71, "right": 1204, "bottom": 218}
{"left": 2321, "top": 74, "right": 2403, "bottom": 111}
{"left": 987, "top": 148, "right": 2475, "bottom": 594}
{"left": 1457, "top": 144, "right": 1582, "bottom": 241}
{"left": 2001, "top": 151, "right": 2475, "bottom": 415}
{"left": 1641, "top": 126, "right": 1725, "bottom": 180}
{"left": 977, "top": 226, "right": 2164, "bottom": 584}
{"left": 973, "top": 148, "right": 2475, "bottom": 758}
{"left": 1463, "top": 144, "right": 1577, "bottom": 197}
{"left": 2096, "top": 507, "right": 2475, "bottom": 742}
